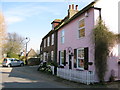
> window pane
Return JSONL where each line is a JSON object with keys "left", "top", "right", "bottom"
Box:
{"left": 44, "top": 39, "right": 46, "bottom": 47}
{"left": 60, "top": 51, "right": 64, "bottom": 65}
{"left": 47, "top": 37, "right": 50, "bottom": 46}
{"left": 44, "top": 52, "right": 46, "bottom": 61}
{"left": 61, "top": 30, "right": 64, "bottom": 36}
{"left": 77, "top": 48, "right": 84, "bottom": 69}
{"left": 61, "top": 36, "right": 64, "bottom": 44}
{"left": 52, "top": 34, "right": 54, "bottom": 45}
{"left": 61, "top": 58, "right": 64, "bottom": 64}
{"left": 61, "top": 52, "right": 64, "bottom": 57}
{"left": 79, "top": 28, "right": 85, "bottom": 37}
{"left": 79, "top": 49, "right": 84, "bottom": 58}
{"left": 51, "top": 51, "right": 54, "bottom": 60}
{"left": 78, "top": 59, "right": 84, "bottom": 68}
{"left": 79, "top": 19, "right": 85, "bottom": 28}
{"left": 61, "top": 30, "right": 65, "bottom": 44}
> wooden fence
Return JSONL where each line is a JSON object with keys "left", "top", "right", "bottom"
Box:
{"left": 57, "top": 68, "right": 95, "bottom": 85}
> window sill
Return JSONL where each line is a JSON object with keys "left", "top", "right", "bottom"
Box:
{"left": 77, "top": 37, "right": 85, "bottom": 40}
{"left": 76, "top": 68, "right": 84, "bottom": 71}
{"left": 58, "top": 65, "right": 64, "bottom": 68}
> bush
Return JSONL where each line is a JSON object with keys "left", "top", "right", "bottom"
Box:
{"left": 7, "top": 52, "right": 19, "bottom": 59}
{"left": 93, "top": 19, "right": 117, "bottom": 83}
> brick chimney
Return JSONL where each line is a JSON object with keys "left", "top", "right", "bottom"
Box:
{"left": 68, "top": 4, "right": 79, "bottom": 18}
{"left": 51, "top": 19, "right": 61, "bottom": 30}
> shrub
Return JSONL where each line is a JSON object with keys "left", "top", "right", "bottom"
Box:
{"left": 93, "top": 19, "right": 117, "bottom": 83}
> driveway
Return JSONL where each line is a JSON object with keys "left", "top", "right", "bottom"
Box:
{"left": 0, "top": 65, "right": 120, "bottom": 89}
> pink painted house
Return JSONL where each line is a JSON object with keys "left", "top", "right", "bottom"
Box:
{"left": 56, "top": 0, "right": 120, "bottom": 82}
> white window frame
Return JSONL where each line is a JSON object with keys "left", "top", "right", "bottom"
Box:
{"left": 46, "top": 52, "right": 49, "bottom": 60}
{"left": 51, "top": 34, "right": 54, "bottom": 45}
{"left": 61, "top": 30, "right": 65, "bottom": 44}
{"left": 44, "top": 39, "right": 46, "bottom": 48}
{"left": 41, "top": 54, "right": 43, "bottom": 60}
{"left": 47, "top": 37, "right": 50, "bottom": 47}
{"left": 60, "top": 51, "right": 64, "bottom": 66}
{"left": 78, "top": 18, "right": 85, "bottom": 38}
{"left": 51, "top": 51, "right": 54, "bottom": 61}
{"left": 77, "top": 48, "right": 84, "bottom": 70}
{"left": 43, "top": 52, "right": 46, "bottom": 61}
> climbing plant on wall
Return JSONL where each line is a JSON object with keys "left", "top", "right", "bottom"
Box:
{"left": 93, "top": 19, "right": 118, "bottom": 83}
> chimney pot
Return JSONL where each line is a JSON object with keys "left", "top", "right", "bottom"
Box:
{"left": 76, "top": 5, "right": 78, "bottom": 10}
{"left": 69, "top": 5, "right": 71, "bottom": 10}
{"left": 72, "top": 4, "right": 74, "bottom": 10}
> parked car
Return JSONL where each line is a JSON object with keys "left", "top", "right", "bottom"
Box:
{"left": 2, "top": 58, "right": 24, "bottom": 67}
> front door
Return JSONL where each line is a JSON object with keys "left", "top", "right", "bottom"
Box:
{"left": 69, "top": 55, "right": 72, "bottom": 69}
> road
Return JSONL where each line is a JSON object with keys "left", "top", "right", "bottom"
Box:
{"left": 0, "top": 65, "right": 86, "bottom": 88}
{"left": 0, "top": 65, "right": 120, "bottom": 89}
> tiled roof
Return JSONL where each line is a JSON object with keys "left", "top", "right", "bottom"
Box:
{"left": 54, "top": 1, "right": 97, "bottom": 31}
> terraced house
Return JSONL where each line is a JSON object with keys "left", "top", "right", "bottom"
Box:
{"left": 40, "top": 0, "right": 120, "bottom": 84}
{"left": 40, "top": 19, "right": 61, "bottom": 63}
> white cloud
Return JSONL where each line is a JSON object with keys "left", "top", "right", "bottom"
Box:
{"left": 5, "top": 16, "right": 24, "bottom": 24}
{"left": 3, "top": 3, "right": 63, "bottom": 25}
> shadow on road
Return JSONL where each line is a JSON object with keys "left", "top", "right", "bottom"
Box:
{"left": 1, "top": 66, "right": 70, "bottom": 88}
{"left": 2, "top": 81, "right": 66, "bottom": 88}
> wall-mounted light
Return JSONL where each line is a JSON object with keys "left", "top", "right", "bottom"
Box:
{"left": 88, "top": 62, "right": 93, "bottom": 65}
{"left": 85, "top": 12, "right": 88, "bottom": 17}
{"left": 118, "top": 61, "right": 120, "bottom": 65}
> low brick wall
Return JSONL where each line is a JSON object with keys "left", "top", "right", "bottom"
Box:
{"left": 27, "top": 58, "right": 40, "bottom": 66}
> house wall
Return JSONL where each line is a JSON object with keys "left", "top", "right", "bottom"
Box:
{"left": 57, "top": 0, "right": 120, "bottom": 82}
{"left": 57, "top": 8, "right": 95, "bottom": 71}
{"left": 41, "top": 31, "right": 57, "bottom": 63}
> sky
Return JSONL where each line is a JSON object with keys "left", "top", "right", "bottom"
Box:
{"left": 0, "top": 0, "right": 93, "bottom": 52}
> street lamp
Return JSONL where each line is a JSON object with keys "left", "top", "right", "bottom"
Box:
{"left": 25, "top": 37, "right": 30, "bottom": 53}
{"left": 25, "top": 37, "right": 30, "bottom": 65}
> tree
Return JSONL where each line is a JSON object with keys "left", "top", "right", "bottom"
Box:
{"left": 0, "top": 12, "right": 6, "bottom": 59}
{"left": 2, "top": 32, "right": 25, "bottom": 58}
{"left": 93, "top": 19, "right": 117, "bottom": 83}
